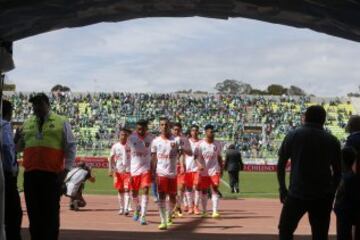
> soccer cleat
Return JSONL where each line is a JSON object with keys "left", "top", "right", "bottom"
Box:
{"left": 118, "top": 208, "right": 124, "bottom": 215}
{"left": 158, "top": 223, "right": 167, "bottom": 230}
{"left": 194, "top": 206, "right": 201, "bottom": 215}
{"left": 175, "top": 207, "right": 183, "bottom": 217}
{"left": 124, "top": 209, "right": 130, "bottom": 216}
{"left": 167, "top": 216, "right": 173, "bottom": 226}
{"left": 184, "top": 205, "right": 189, "bottom": 212}
{"left": 72, "top": 200, "right": 79, "bottom": 211}
{"left": 201, "top": 211, "right": 208, "bottom": 218}
{"left": 140, "top": 216, "right": 147, "bottom": 225}
{"left": 133, "top": 210, "right": 140, "bottom": 221}
{"left": 212, "top": 212, "right": 220, "bottom": 218}
{"left": 187, "top": 207, "right": 194, "bottom": 215}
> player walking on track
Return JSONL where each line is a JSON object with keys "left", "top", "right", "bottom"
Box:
{"left": 151, "top": 117, "right": 183, "bottom": 230}
{"left": 184, "top": 124, "right": 202, "bottom": 215}
{"left": 195, "top": 124, "right": 223, "bottom": 218}
{"left": 108, "top": 128, "right": 132, "bottom": 215}
{"left": 128, "top": 120, "right": 154, "bottom": 225}
{"left": 172, "top": 122, "right": 192, "bottom": 217}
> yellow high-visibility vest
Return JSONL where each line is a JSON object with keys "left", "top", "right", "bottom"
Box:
{"left": 23, "top": 112, "right": 66, "bottom": 173}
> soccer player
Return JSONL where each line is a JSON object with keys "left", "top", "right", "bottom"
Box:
{"left": 195, "top": 124, "right": 223, "bottom": 218}
{"left": 108, "top": 129, "right": 131, "bottom": 215}
{"left": 151, "top": 117, "right": 182, "bottom": 230}
{"left": 184, "top": 124, "right": 202, "bottom": 215}
{"left": 172, "top": 122, "right": 192, "bottom": 216}
{"left": 128, "top": 120, "right": 154, "bottom": 225}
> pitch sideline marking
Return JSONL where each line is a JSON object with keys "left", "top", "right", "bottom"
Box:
{"left": 84, "top": 189, "right": 278, "bottom": 196}
{"left": 220, "top": 179, "right": 231, "bottom": 189}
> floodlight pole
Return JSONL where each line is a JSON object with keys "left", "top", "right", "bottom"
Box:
{"left": 0, "top": 72, "right": 6, "bottom": 240}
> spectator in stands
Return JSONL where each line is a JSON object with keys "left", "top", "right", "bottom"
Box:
{"left": 16, "top": 93, "right": 76, "bottom": 240}
{"left": 1, "top": 100, "right": 22, "bottom": 240}
{"left": 277, "top": 105, "right": 342, "bottom": 240}
{"left": 7, "top": 92, "right": 350, "bottom": 160}
{"left": 224, "top": 144, "right": 244, "bottom": 193}
{"left": 334, "top": 147, "right": 360, "bottom": 240}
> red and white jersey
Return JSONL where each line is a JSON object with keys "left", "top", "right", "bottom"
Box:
{"left": 185, "top": 138, "right": 201, "bottom": 172}
{"left": 151, "top": 135, "right": 180, "bottom": 178}
{"left": 195, "top": 139, "right": 222, "bottom": 176}
{"left": 128, "top": 132, "right": 154, "bottom": 176}
{"left": 174, "top": 135, "right": 191, "bottom": 155}
{"left": 110, "top": 142, "right": 131, "bottom": 173}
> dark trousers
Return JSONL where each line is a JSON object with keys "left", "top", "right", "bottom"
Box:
{"left": 228, "top": 171, "right": 239, "bottom": 192}
{"left": 4, "top": 171, "right": 22, "bottom": 240}
{"left": 24, "top": 171, "right": 61, "bottom": 240}
{"left": 70, "top": 184, "right": 87, "bottom": 209}
{"left": 336, "top": 211, "right": 360, "bottom": 240}
{"left": 278, "top": 195, "right": 334, "bottom": 240}
{"left": 336, "top": 212, "right": 353, "bottom": 240}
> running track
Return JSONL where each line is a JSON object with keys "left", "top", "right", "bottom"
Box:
{"left": 21, "top": 195, "right": 336, "bottom": 240}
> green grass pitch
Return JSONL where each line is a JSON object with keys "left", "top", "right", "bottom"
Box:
{"left": 17, "top": 169, "right": 285, "bottom": 199}
{"left": 81, "top": 169, "right": 282, "bottom": 199}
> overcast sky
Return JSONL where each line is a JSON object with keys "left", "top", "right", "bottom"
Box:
{"left": 7, "top": 17, "right": 360, "bottom": 96}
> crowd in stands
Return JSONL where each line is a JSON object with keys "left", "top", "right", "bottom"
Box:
{"left": 6, "top": 92, "right": 354, "bottom": 160}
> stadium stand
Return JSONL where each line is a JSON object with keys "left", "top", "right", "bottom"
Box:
{"left": 5, "top": 92, "right": 355, "bottom": 164}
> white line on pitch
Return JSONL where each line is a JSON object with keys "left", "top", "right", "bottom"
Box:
{"left": 220, "top": 179, "right": 231, "bottom": 189}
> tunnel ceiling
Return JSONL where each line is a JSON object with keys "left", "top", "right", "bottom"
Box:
{"left": 0, "top": 0, "right": 360, "bottom": 42}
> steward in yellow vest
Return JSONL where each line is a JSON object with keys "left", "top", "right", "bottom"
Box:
{"left": 17, "top": 93, "right": 76, "bottom": 240}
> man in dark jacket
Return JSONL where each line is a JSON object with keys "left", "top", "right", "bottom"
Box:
{"left": 345, "top": 115, "right": 360, "bottom": 152}
{"left": 334, "top": 147, "right": 360, "bottom": 240}
{"left": 343, "top": 115, "right": 360, "bottom": 239}
{"left": 277, "top": 105, "right": 342, "bottom": 240}
{"left": 224, "top": 144, "right": 244, "bottom": 193}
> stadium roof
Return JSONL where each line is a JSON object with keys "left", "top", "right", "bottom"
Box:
{"left": 0, "top": 1, "right": 360, "bottom": 42}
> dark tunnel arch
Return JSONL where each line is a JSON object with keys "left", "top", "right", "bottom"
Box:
{"left": 1, "top": 1, "right": 360, "bottom": 42}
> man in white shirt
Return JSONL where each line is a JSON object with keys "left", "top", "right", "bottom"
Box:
{"left": 195, "top": 124, "right": 223, "bottom": 218}
{"left": 151, "top": 117, "right": 182, "bottom": 230}
{"left": 128, "top": 120, "right": 154, "bottom": 225}
{"left": 108, "top": 129, "right": 131, "bottom": 215}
